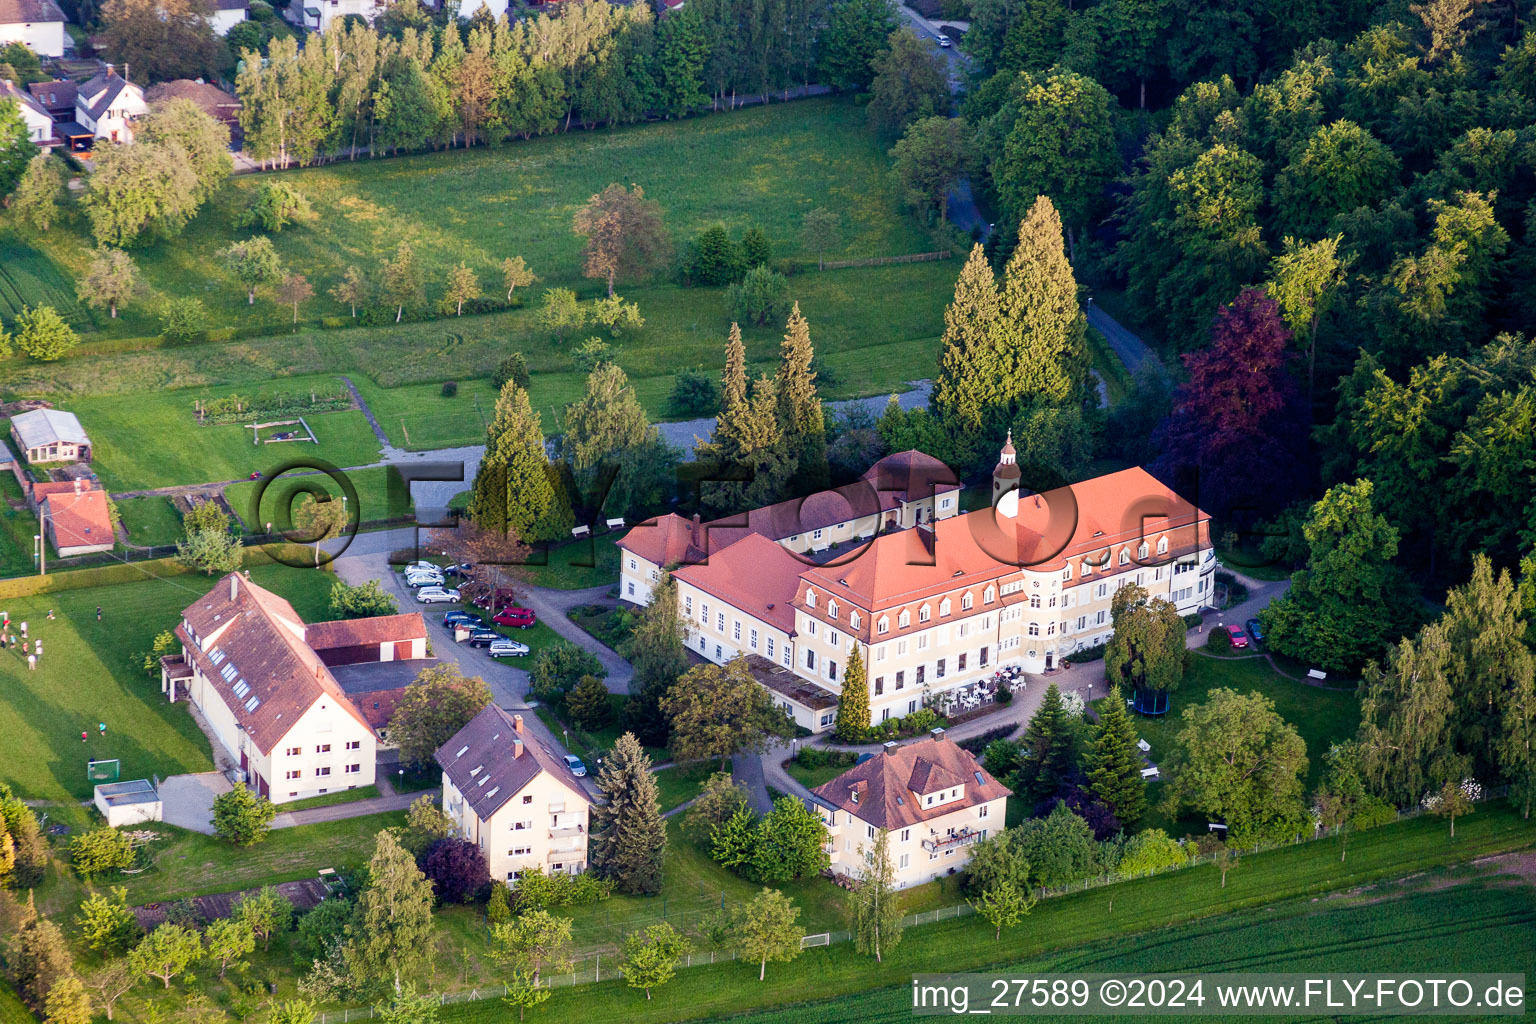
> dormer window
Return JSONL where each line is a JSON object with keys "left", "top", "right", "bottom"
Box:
{"left": 1119, "top": 548, "right": 1130, "bottom": 566}
{"left": 984, "top": 586, "right": 996, "bottom": 603}
{"left": 1083, "top": 561, "right": 1092, "bottom": 576}
{"left": 1062, "top": 565, "right": 1072, "bottom": 581}
{"left": 850, "top": 611, "right": 861, "bottom": 630}
{"left": 961, "top": 593, "right": 973, "bottom": 610}
{"left": 877, "top": 616, "right": 889, "bottom": 634}
{"left": 919, "top": 604, "right": 931, "bottom": 623}
{"left": 898, "top": 610, "right": 910, "bottom": 629}
{"left": 805, "top": 589, "right": 816, "bottom": 608}
{"left": 1138, "top": 542, "right": 1149, "bottom": 559}
{"left": 827, "top": 599, "right": 838, "bottom": 619}
{"left": 939, "top": 598, "right": 951, "bottom": 617}
{"left": 1157, "top": 536, "right": 1169, "bottom": 554}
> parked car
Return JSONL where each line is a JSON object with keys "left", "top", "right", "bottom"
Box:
{"left": 487, "top": 638, "right": 529, "bottom": 658}
{"left": 492, "top": 607, "right": 537, "bottom": 629}
{"left": 1227, "top": 625, "right": 1250, "bottom": 649}
{"left": 472, "top": 587, "right": 521, "bottom": 610}
{"left": 1245, "top": 617, "right": 1265, "bottom": 643}
{"left": 938, "top": 35, "right": 952, "bottom": 47}
{"left": 563, "top": 754, "right": 587, "bottom": 777}
{"left": 405, "top": 576, "right": 445, "bottom": 590}
{"left": 465, "top": 629, "right": 504, "bottom": 648}
{"left": 416, "top": 587, "right": 461, "bottom": 604}
{"left": 443, "top": 611, "right": 484, "bottom": 628}
{"left": 401, "top": 561, "right": 438, "bottom": 573}
{"left": 443, "top": 563, "right": 476, "bottom": 579}
{"left": 404, "top": 567, "right": 444, "bottom": 582}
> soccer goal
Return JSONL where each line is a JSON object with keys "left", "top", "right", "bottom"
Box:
{"left": 86, "top": 759, "right": 120, "bottom": 784}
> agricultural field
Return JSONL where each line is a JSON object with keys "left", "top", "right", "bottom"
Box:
{"left": 0, "top": 561, "right": 338, "bottom": 807}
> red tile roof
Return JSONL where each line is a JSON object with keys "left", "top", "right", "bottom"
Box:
{"left": 812, "top": 736, "right": 1010, "bottom": 831}
{"left": 176, "top": 575, "right": 374, "bottom": 755}
{"left": 42, "top": 488, "right": 112, "bottom": 550}
{"left": 671, "top": 531, "right": 806, "bottom": 633}
{"left": 618, "top": 513, "right": 710, "bottom": 568}
{"left": 306, "top": 613, "right": 427, "bottom": 650}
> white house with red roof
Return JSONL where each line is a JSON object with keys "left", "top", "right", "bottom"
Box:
{"left": 0, "top": 0, "right": 66, "bottom": 57}
{"left": 812, "top": 732, "right": 1010, "bottom": 887}
{"left": 618, "top": 446, "right": 1212, "bottom": 732}
{"left": 162, "top": 574, "right": 432, "bottom": 803}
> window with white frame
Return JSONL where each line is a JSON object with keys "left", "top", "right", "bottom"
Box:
{"left": 984, "top": 585, "right": 996, "bottom": 603}
{"left": 827, "top": 599, "right": 838, "bottom": 618}
{"left": 1028, "top": 623, "right": 1039, "bottom": 636}
{"left": 919, "top": 604, "right": 931, "bottom": 623}
{"left": 899, "top": 609, "right": 911, "bottom": 628}
{"left": 850, "top": 611, "right": 861, "bottom": 629}
{"left": 940, "top": 597, "right": 951, "bottom": 616}
{"left": 767, "top": 637, "right": 775, "bottom": 658}
{"left": 750, "top": 629, "right": 759, "bottom": 650}
{"left": 716, "top": 612, "right": 725, "bottom": 632}
{"left": 1157, "top": 536, "right": 1168, "bottom": 554}
{"left": 878, "top": 615, "right": 889, "bottom": 634}
{"left": 733, "top": 620, "right": 741, "bottom": 640}
{"left": 1120, "top": 548, "right": 1130, "bottom": 565}
{"left": 805, "top": 589, "right": 816, "bottom": 608}
{"left": 1138, "top": 542, "right": 1149, "bottom": 559}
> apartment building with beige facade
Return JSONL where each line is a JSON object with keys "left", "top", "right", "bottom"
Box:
{"left": 162, "top": 574, "right": 432, "bottom": 803}
{"left": 812, "top": 732, "right": 1011, "bottom": 887}
{"left": 618, "top": 443, "right": 1213, "bottom": 732}
{"left": 437, "top": 706, "right": 590, "bottom": 885}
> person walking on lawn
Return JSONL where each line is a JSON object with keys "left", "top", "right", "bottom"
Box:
{"left": 28, "top": 654, "right": 36, "bottom": 671}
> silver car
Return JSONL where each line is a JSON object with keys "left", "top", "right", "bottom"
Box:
{"left": 415, "top": 587, "right": 461, "bottom": 604}
{"left": 487, "top": 638, "right": 529, "bottom": 658}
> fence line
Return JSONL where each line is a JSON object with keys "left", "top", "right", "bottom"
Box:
{"left": 312, "top": 788, "right": 1507, "bottom": 1024}
{"left": 820, "top": 250, "right": 955, "bottom": 270}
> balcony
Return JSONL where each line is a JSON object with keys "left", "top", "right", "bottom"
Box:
{"left": 547, "top": 846, "right": 584, "bottom": 862}
{"left": 549, "top": 824, "right": 584, "bottom": 840}
{"left": 921, "top": 827, "right": 983, "bottom": 853}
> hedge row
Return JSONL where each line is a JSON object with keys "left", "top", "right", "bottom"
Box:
{"left": 0, "top": 544, "right": 331, "bottom": 599}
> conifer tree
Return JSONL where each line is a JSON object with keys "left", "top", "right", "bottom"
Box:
{"left": 995, "top": 196, "right": 1090, "bottom": 411}
{"left": 1016, "top": 683, "right": 1076, "bottom": 805}
{"left": 590, "top": 732, "right": 667, "bottom": 894}
{"left": 699, "top": 327, "right": 792, "bottom": 514}
{"left": 776, "top": 302, "right": 828, "bottom": 491}
{"left": 14, "top": 895, "right": 72, "bottom": 1008}
{"left": 468, "top": 380, "right": 571, "bottom": 544}
{"left": 834, "top": 642, "right": 870, "bottom": 741}
{"left": 717, "top": 323, "right": 750, "bottom": 451}
{"left": 932, "top": 244, "right": 1004, "bottom": 450}
{"left": 1084, "top": 684, "right": 1146, "bottom": 828}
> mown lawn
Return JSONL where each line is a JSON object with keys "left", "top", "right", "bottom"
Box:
{"left": 0, "top": 562, "right": 338, "bottom": 806}
{"left": 0, "top": 468, "right": 41, "bottom": 577}
{"left": 224, "top": 464, "right": 412, "bottom": 533}
{"left": 276, "top": 783, "right": 381, "bottom": 812}
{"left": 653, "top": 761, "right": 725, "bottom": 813}
{"left": 68, "top": 377, "right": 383, "bottom": 492}
{"left": 8, "top": 98, "right": 932, "bottom": 342}
{"left": 711, "top": 882, "right": 1536, "bottom": 1024}
{"left": 117, "top": 496, "right": 183, "bottom": 548}
{"left": 428, "top": 805, "right": 1536, "bottom": 1024}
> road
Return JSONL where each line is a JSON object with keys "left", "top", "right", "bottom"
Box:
{"left": 1087, "top": 303, "right": 1164, "bottom": 377}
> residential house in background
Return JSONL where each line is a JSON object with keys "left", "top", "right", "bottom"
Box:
{"left": 145, "top": 78, "right": 242, "bottom": 147}
{"left": 73, "top": 66, "right": 146, "bottom": 145}
{"left": 620, "top": 444, "right": 1212, "bottom": 732}
{"left": 437, "top": 706, "right": 591, "bottom": 885}
{"left": 11, "top": 408, "right": 91, "bottom": 463}
{"left": 208, "top": 0, "right": 249, "bottom": 34}
{"left": 40, "top": 480, "right": 113, "bottom": 557}
{"left": 161, "top": 574, "right": 433, "bottom": 804}
{"left": 294, "top": 0, "right": 380, "bottom": 33}
{"left": 1, "top": 77, "right": 57, "bottom": 146}
{"left": 811, "top": 732, "right": 1010, "bottom": 887}
{"left": 0, "top": 0, "right": 67, "bottom": 57}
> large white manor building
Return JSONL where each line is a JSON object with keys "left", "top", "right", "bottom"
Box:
{"left": 619, "top": 444, "right": 1214, "bottom": 733}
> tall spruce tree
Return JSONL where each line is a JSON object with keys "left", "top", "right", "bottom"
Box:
{"left": 776, "top": 302, "right": 828, "bottom": 492}
{"left": 1084, "top": 684, "right": 1147, "bottom": 828}
{"left": 590, "top": 732, "right": 668, "bottom": 894}
{"left": 932, "top": 244, "right": 1005, "bottom": 458}
{"left": 698, "top": 328, "right": 793, "bottom": 515}
{"left": 834, "top": 642, "right": 870, "bottom": 741}
{"left": 468, "top": 380, "right": 571, "bottom": 544}
{"left": 994, "top": 196, "right": 1090, "bottom": 412}
{"left": 1016, "top": 683, "right": 1076, "bottom": 805}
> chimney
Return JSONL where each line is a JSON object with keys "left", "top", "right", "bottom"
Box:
{"left": 512, "top": 713, "right": 523, "bottom": 734}
{"left": 930, "top": 727, "right": 946, "bottom": 741}
{"left": 691, "top": 512, "right": 702, "bottom": 548}
{"left": 229, "top": 574, "right": 238, "bottom": 601}
{"left": 73, "top": 479, "right": 82, "bottom": 494}
{"left": 882, "top": 741, "right": 898, "bottom": 756}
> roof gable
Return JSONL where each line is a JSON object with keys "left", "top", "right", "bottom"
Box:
{"left": 812, "top": 736, "right": 1009, "bottom": 830}
{"left": 436, "top": 705, "right": 587, "bottom": 819}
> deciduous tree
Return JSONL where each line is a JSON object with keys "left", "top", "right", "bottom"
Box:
{"left": 222, "top": 237, "right": 284, "bottom": 305}
{"left": 205, "top": 917, "right": 256, "bottom": 979}
{"left": 499, "top": 256, "right": 537, "bottom": 301}
{"left": 274, "top": 272, "right": 314, "bottom": 323}
{"left": 848, "top": 829, "right": 903, "bottom": 960}
{"left": 619, "top": 922, "right": 689, "bottom": 999}
{"left": 234, "top": 885, "right": 294, "bottom": 951}
{"left": 442, "top": 261, "right": 480, "bottom": 316}
{"left": 100, "top": 0, "right": 223, "bottom": 83}
{"left": 10, "top": 154, "right": 62, "bottom": 232}
{"left": 345, "top": 829, "right": 436, "bottom": 993}
{"left": 734, "top": 888, "right": 802, "bottom": 981}
{"left": 866, "top": 28, "right": 950, "bottom": 136}
{"left": 387, "top": 663, "right": 493, "bottom": 770}
{"left": 74, "top": 887, "right": 139, "bottom": 955}
{"left": 330, "top": 266, "right": 370, "bottom": 317}
{"left": 969, "top": 878, "right": 1034, "bottom": 939}
{"left": 14, "top": 305, "right": 78, "bottom": 362}
{"left": 129, "top": 923, "right": 203, "bottom": 988}
{"left": 890, "top": 116, "right": 971, "bottom": 222}
{"left": 799, "top": 207, "right": 841, "bottom": 270}
{"left": 212, "top": 783, "right": 276, "bottom": 846}
{"left": 488, "top": 910, "right": 573, "bottom": 986}
{"left": 1104, "top": 585, "right": 1186, "bottom": 699}
{"left": 77, "top": 248, "right": 138, "bottom": 319}
{"left": 662, "top": 659, "right": 792, "bottom": 768}
{"left": 573, "top": 183, "right": 669, "bottom": 298}
{"left": 381, "top": 240, "right": 424, "bottom": 321}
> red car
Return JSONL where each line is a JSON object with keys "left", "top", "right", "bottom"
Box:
{"left": 472, "top": 587, "right": 519, "bottom": 610}
{"left": 492, "top": 607, "right": 537, "bottom": 629}
{"left": 1227, "top": 626, "right": 1250, "bottom": 649}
